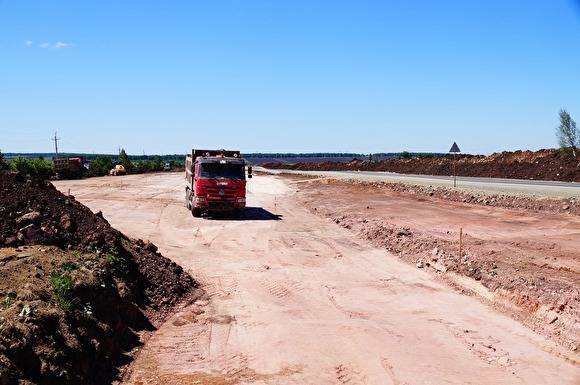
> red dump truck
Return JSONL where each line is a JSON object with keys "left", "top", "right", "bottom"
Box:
{"left": 53, "top": 157, "right": 85, "bottom": 179}
{"left": 185, "top": 149, "right": 252, "bottom": 217}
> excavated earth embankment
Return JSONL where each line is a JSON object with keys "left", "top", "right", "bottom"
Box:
{"left": 0, "top": 172, "right": 197, "bottom": 385}
{"left": 263, "top": 149, "right": 580, "bottom": 182}
{"left": 292, "top": 176, "right": 580, "bottom": 353}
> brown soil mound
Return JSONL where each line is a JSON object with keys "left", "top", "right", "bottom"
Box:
{"left": 0, "top": 172, "right": 197, "bottom": 385}
{"left": 263, "top": 149, "right": 580, "bottom": 182}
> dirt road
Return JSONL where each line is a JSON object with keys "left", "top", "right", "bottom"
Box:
{"left": 289, "top": 176, "right": 580, "bottom": 350}
{"left": 54, "top": 174, "right": 579, "bottom": 385}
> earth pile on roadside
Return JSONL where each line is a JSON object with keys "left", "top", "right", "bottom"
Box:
{"left": 292, "top": 176, "right": 580, "bottom": 353}
{"left": 263, "top": 149, "right": 580, "bottom": 182}
{"left": 0, "top": 172, "right": 197, "bottom": 385}
{"left": 350, "top": 180, "right": 580, "bottom": 215}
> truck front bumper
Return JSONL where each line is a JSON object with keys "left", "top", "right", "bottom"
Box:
{"left": 194, "top": 197, "right": 246, "bottom": 211}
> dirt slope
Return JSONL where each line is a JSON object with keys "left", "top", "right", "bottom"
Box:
{"left": 263, "top": 149, "right": 580, "bottom": 182}
{"left": 0, "top": 172, "right": 197, "bottom": 385}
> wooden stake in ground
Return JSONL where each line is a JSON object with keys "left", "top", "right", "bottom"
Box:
{"left": 459, "top": 227, "right": 463, "bottom": 258}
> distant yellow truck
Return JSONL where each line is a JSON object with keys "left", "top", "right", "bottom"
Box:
{"left": 109, "top": 164, "right": 126, "bottom": 176}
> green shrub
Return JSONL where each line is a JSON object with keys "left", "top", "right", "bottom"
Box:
{"left": 9, "top": 156, "right": 54, "bottom": 178}
{"left": 119, "top": 149, "right": 134, "bottom": 173}
{"left": 105, "top": 246, "right": 128, "bottom": 277}
{"left": 133, "top": 156, "right": 165, "bottom": 173}
{"left": 0, "top": 150, "right": 9, "bottom": 171}
{"left": 32, "top": 157, "right": 54, "bottom": 178}
{"left": 2, "top": 292, "right": 17, "bottom": 308}
{"left": 400, "top": 151, "right": 412, "bottom": 159}
{"left": 170, "top": 159, "right": 184, "bottom": 168}
{"left": 61, "top": 262, "right": 78, "bottom": 273}
{"left": 51, "top": 271, "right": 74, "bottom": 311}
{"left": 152, "top": 156, "right": 164, "bottom": 170}
{"left": 10, "top": 156, "right": 35, "bottom": 175}
{"left": 88, "top": 156, "right": 114, "bottom": 177}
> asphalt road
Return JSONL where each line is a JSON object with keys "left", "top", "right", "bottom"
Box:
{"left": 258, "top": 168, "right": 580, "bottom": 198}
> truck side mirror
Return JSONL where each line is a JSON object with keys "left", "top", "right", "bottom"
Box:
{"left": 247, "top": 166, "right": 253, "bottom": 179}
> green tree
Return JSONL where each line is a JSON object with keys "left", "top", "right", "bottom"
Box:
{"left": 152, "top": 156, "right": 164, "bottom": 171}
{"left": 170, "top": 159, "right": 184, "bottom": 169}
{"left": 557, "top": 109, "right": 578, "bottom": 157}
{"left": 133, "top": 160, "right": 151, "bottom": 173}
{"left": 0, "top": 150, "right": 9, "bottom": 171}
{"left": 32, "top": 157, "right": 54, "bottom": 178}
{"left": 119, "top": 149, "right": 134, "bottom": 173}
{"left": 10, "top": 156, "right": 54, "bottom": 178}
{"left": 88, "top": 156, "right": 113, "bottom": 176}
{"left": 11, "top": 156, "right": 35, "bottom": 175}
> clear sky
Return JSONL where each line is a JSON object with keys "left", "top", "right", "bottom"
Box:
{"left": 1, "top": 1, "right": 579, "bottom": 155}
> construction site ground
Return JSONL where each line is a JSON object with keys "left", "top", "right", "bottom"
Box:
{"left": 53, "top": 173, "right": 580, "bottom": 385}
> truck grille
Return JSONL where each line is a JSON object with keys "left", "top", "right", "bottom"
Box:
{"left": 205, "top": 186, "right": 237, "bottom": 200}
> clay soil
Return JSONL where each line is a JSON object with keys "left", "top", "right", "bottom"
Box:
{"left": 0, "top": 172, "right": 197, "bottom": 385}
{"left": 290, "top": 175, "right": 580, "bottom": 351}
{"left": 263, "top": 149, "right": 580, "bottom": 182}
{"left": 52, "top": 173, "right": 579, "bottom": 385}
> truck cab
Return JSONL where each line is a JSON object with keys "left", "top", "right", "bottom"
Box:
{"left": 185, "top": 149, "right": 252, "bottom": 217}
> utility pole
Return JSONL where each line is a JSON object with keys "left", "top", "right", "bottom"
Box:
{"left": 52, "top": 132, "right": 61, "bottom": 159}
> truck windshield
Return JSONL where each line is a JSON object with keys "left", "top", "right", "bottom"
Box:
{"left": 200, "top": 163, "right": 245, "bottom": 180}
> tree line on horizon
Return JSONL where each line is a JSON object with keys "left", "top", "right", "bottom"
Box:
{"left": 3, "top": 151, "right": 398, "bottom": 160}
{"left": 0, "top": 149, "right": 182, "bottom": 178}
{"left": 2, "top": 109, "right": 578, "bottom": 178}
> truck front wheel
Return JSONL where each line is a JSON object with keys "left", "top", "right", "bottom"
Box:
{"left": 185, "top": 188, "right": 191, "bottom": 209}
{"left": 192, "top": 208, "right": 202, "bottom": 217}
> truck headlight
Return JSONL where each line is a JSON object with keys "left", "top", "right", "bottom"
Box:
{"left": 195, "top": 196, "right": 207, "bottom": 203}
{"left": 237, "top": 197, "right": 246, "bottom": 203}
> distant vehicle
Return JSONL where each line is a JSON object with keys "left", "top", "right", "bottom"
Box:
{"left": 163, "top": 162, "right": 171, "bottom": 171}
{"left": 53, "top": 157, "right": 85, "bottom": 179}
{"left": 109, "top": 164, "right": 126, "bottom": 176}
{"left": 185, "top": 149, "right": 252, "bottom": 217}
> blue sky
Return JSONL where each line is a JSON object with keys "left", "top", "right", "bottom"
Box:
{"left": 1, "top": 1, "right": 579, "bottom": 155}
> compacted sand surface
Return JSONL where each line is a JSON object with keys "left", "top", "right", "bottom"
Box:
{"left": 54, "top": 173, "right": 579, "bottom": 385}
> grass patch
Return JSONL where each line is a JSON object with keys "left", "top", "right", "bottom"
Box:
{"left": 2, "top": 292, "right": 17, "bottom": 308}
{"left": 61, "top": 261, "right": 78, "bottom": 273}
{"left": 105, "top": 245, "right": 128, "bottom": 277}
{"left": 50, "top": 271, "right": 74, "bottom": 311}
